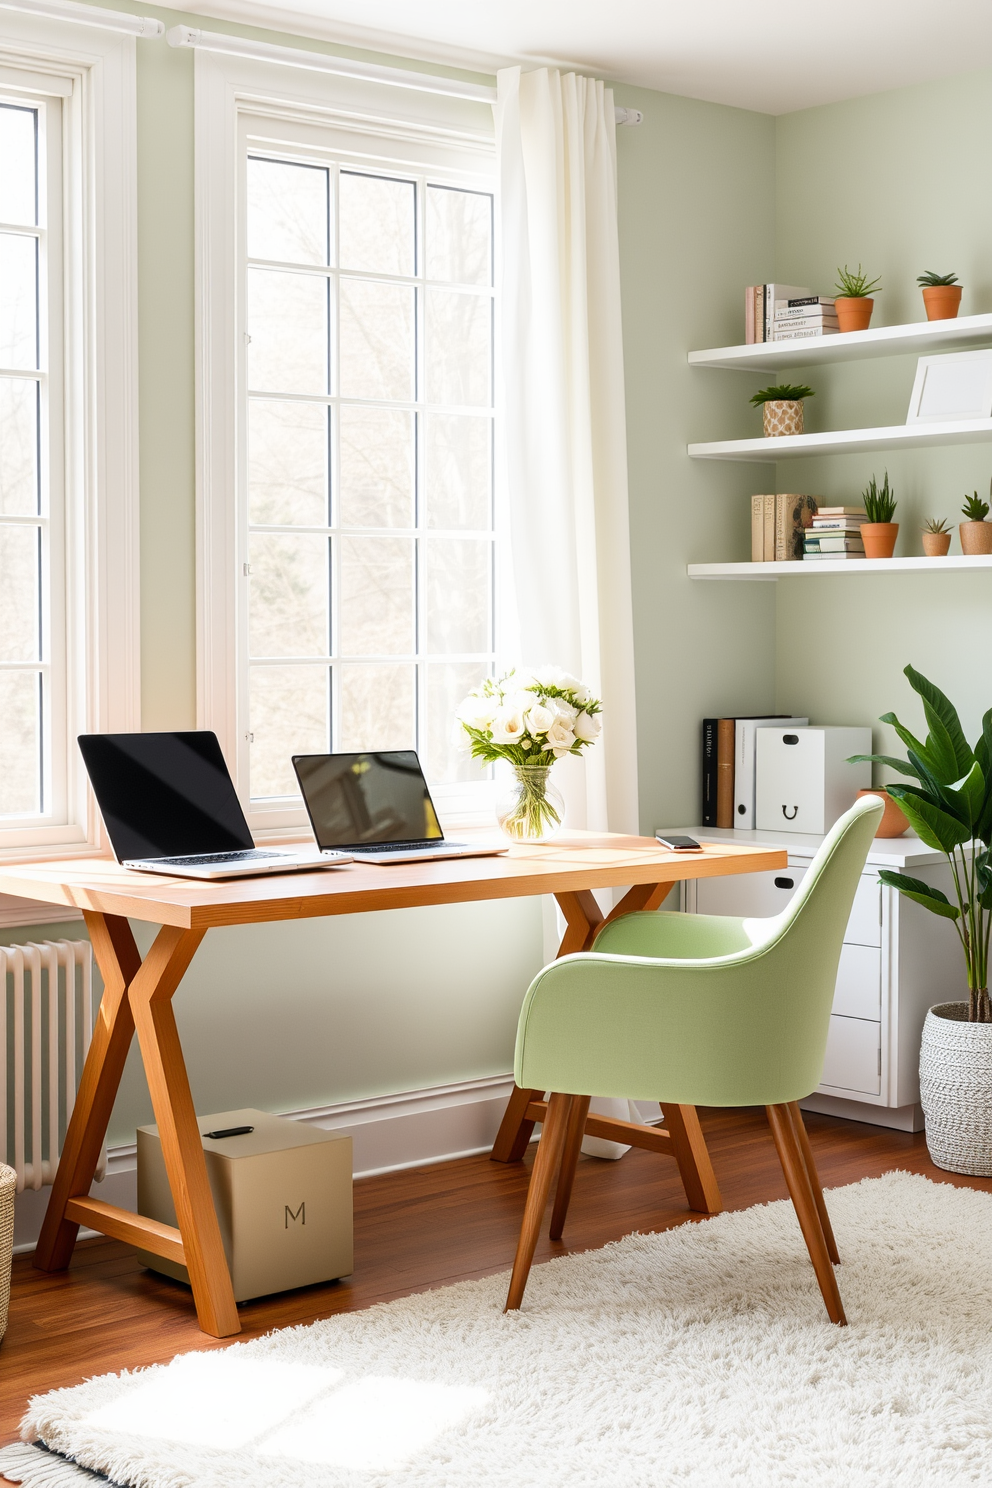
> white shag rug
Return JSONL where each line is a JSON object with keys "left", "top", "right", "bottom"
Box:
{"left": 5, "top": 1171, "right": 992, "bottom": 1488}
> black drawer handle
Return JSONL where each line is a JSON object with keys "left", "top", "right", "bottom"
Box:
{"left": 774, "top": 876, "right": 795, "bottom": 890}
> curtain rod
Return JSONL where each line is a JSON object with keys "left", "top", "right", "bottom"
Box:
{"left": 0, "top": 0, "right": 163, "bottom": 37}
{"left": 166, "top": 26, "right": 643, "bottom": 124}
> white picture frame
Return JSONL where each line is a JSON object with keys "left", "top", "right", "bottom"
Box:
{"left": 907, "top": 349, "right": 992, "bottom": 425}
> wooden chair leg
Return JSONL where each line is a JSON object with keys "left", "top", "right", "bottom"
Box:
{"left": 663, "top": 1104, "right": 723, "bottom": 1215}
{"left": 505, "top": 1092, "right": 572, "bottom": 1312}
{"left": 766, "top": 1103, "right": 846, "bottom": 1326}
{"left": 788, "top": 1101, "right": 839, "bottom": 1265}
{"left": 549, "top": 1095, "right": 591, "bottom": 1240}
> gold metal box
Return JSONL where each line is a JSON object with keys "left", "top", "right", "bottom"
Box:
{"left": 136, "top": 1108, "right": 353, "bottom": 1301}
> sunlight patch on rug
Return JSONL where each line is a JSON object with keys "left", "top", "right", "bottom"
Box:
{"left": 12, "top": 1172, "right": 992, "bottom": 1488}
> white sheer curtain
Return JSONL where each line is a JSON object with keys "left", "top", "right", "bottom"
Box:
{"left": 494, "top": 66, "right": 639, "bottom": 837}
{"left": 496, "top": 69, "right": 646, "bottom": 1157}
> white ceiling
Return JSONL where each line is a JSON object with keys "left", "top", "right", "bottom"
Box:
{"left": 171, "top": 0, "right": 992, "bottom": 114}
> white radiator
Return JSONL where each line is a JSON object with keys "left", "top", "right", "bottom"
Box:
{"left": 1, "top": 939, "right": 106, "bottom": 1193}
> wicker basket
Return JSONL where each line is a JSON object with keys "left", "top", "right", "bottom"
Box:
{"left": 920, "top": 1003, "right": 992, "bottom": 1176}
{"left": 0, "top": 1163, "right": 14, "bottom": 1343}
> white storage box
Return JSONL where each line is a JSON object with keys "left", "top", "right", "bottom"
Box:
{"left": 136, "top": 1107, "right": 353, "bottom": 1301}
{"left": 755, "top": 726, "right": 871, "bottom": 835}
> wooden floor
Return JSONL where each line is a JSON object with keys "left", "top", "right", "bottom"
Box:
{"left": 4, "top": 1105, "right": 992, "bottom": 1453}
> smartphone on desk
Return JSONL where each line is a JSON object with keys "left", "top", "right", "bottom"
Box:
{"left": 655, "top": 833, "right": 701, "bottom": 851}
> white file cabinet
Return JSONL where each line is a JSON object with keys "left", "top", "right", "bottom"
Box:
{"left": 669, "top": 827, "right": 966, "bottom": 1130}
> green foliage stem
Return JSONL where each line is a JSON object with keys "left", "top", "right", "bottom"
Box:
{"left": 862, "top": 472, "right": 897, "bottom": 524}
{"left": 749, "top": 383, "right": 815, "bottom": 407}
{"left": 834, "top": 263, "right": 882, "bottom": 298}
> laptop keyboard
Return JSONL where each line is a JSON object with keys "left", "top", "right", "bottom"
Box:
{"left": 152, "top": 849, "right": 286, "bottom": 866}
{"left": 355, "top": 841, "right": 465, "bottom": 853}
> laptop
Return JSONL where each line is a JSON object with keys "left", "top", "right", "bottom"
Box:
{"left": 293, "top": 750, "right": 507, "bottom": 864}
{"left": 78, "top": 731, "right": 353, "bottom": 880}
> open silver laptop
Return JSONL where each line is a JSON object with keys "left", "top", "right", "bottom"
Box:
{"left": 78, "top": 731, "right": 353, "bottom": 880}
{"left": 293, "top": 750, "right": 507, "bottom": 864}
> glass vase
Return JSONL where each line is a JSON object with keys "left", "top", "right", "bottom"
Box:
{"left": 495, "top": 765, "right": 565, "bottom": 843}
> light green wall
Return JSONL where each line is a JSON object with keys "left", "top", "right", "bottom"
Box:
{"left": 614, "top": 84, "right": 778, "bottom": 832}
{"left": 772, "top": 66, "right": 992, "bottom": 762}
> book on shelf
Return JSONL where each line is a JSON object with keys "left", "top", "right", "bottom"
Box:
{"left": 774, "top": 307, "right": 838, "bottom": 322}
{"left": 815, "top": 506, "right": 867, "bottom": 517}
{"left": 704, "top": 715, "right": 796, "bottom": 828}
{"left": 803, "top": 550, "right": 866, "bottom": 561}
{"left": 776, "top": 493, "right": 818, "bottom": 561}
{"left": 750, "top": 493, "right": 777, "bottom": 561}
{"left": 811, "top": 516, "right": 865, "bottom": 531}
{"left": 744, "top": 283, "right": 812, "bottom": 344}
{"left": 733, "top": 715, "right": 808, "bottom": 829}
{"left": 775, "top": 296, "right": 835, "bottom": 312}
{"left": 773, "top": 326, "right": 841, "bottom": 341}
{"left": 773, "top": 315, "right": 839, "bottom": 332}
{"left": 813, "top": 536, "right": 865, "bottom": 552}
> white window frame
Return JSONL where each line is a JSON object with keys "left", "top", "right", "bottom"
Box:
{"left": 0, "top": 12, "right": 140, "bottom": 866}
{"left": 195, "top": 49, "right": 500, "bottom": 836}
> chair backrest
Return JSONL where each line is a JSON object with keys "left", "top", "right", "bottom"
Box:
{"left": 514, "top": 795, "right": 884, "bottom": 1107}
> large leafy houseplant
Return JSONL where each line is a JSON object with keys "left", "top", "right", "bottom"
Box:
{"left": 851, "top": 665, "right": 992, "bottom": 1022}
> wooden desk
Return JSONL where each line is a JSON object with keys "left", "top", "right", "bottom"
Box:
{"left": 0, "top": 832, "right": 785, "bottom": 1337}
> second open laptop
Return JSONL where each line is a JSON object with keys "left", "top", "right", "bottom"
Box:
{"left": 293, "top": 750, "right": 507, "bottom": 864}
{"left": 78, "top": 731, "right": 353, "bottom": 879}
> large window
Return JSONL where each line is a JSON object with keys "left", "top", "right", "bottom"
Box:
{"left": 242, "top": 149, "right": 496, "bottom": 806}
{"left": 0, "top": 92, "right": 63, "bottom": 825}
{"left": 0, "top": 17, "right": 138, "bottom": 870}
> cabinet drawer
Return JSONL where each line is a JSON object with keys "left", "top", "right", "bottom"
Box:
{"left": 695, "top": 866, "right": 807, "bottom": 919}
{"left": 845, "top": 874, "right": 881, "bottom": 947}
{"left": 820, "top": 1015, "right": 880, "bottom": 1096}
{"left": 832, "top": 944, "right": 881, "bottom": 1019}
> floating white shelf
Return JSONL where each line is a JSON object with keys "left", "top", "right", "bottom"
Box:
{"left": 688, "top": 555, "right": 992, "bottom": 581}
{"left": 688, "top": 312, "right": 992, "bottom": 371}
{"left": 688, "top": 418, "right": 992, "bottom": 462}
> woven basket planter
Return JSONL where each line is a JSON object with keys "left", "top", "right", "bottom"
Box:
{"left": 762, "top": 400, "right": 804, "bottom": 437}
{"left": 0, "top": 1163, "right": 14, "bottom": 1343}
{"left": 920, "top": 1003, "right": 992, "bottom": 1175}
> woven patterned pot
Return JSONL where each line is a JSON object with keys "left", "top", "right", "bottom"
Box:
{"left": 920, "top": 1003, "right": 992, "bottom": 1175}
{"left": 762, "top": 400, "right": 804, "bottom": 437}
{"left": 0, "top": 1163, "right": 14, "bottom": 1343}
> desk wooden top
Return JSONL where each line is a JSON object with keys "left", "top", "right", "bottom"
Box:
{"left": 0, "top": 832, "right": 787, "bottom": 931}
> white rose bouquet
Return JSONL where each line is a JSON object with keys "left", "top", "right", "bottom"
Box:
{"left": 456, "top": 668, "right": 603, "bottom": 840}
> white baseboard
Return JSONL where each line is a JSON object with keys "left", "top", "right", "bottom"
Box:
{"left": 13, "top": 1073, "right": 520, "bottom": 1255}
{"left": 800, "top": 1092, "right": 925, "bottom": 1132}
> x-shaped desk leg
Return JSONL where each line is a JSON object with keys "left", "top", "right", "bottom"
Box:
{"left": 34, "top": 912, "right": 240, "bottom": 1337}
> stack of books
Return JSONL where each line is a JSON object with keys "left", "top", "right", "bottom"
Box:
{"left": 745, "top": 283, "right": 811, "bottom": 344}
{"left": 803, "top": 507, "right": 866, "bottom": 561}
{"left": 750, "top": 493, "right": 819, "bottom": 562}
{"left": 773, "top": 296, "right": 838, "bottom": 342}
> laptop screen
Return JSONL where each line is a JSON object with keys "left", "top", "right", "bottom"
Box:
{"left": 293, "top": 751, "right": 443, "bottom": 849}
{"left": 78, "top": 732, "right": 254, "bottom": 861}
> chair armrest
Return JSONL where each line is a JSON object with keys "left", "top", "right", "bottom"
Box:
{"left": 593, "top": 910, "right": 753, "bottom": 960}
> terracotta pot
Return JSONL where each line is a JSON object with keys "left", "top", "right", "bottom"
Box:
{"left": 861, "top": 521, "right": 898, "bottom": 558}
{"left": 960, "top": 521, "right": 992, "bottom": 556}
{"left": 834, "top": 296, "right": 874, "bottom": 333}
{"left": 922, "top": 530, "right": 952, "bottom": 557}
{"left": 922, "top": 285, "right": 962, "bottom": 321}
{"left": 762, "top": 400, "right": 804, "bottom": 438}
{"left": 856, "top": 787, "right": 909, "bottom": 838}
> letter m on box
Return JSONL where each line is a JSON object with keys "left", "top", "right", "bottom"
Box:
{"left": 285, "top": 1201, "right": 306, "bottom": 1227}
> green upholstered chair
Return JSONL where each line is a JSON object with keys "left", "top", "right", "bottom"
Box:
{"left": 505, "top": 794, "right": 885, "bottom": 1325}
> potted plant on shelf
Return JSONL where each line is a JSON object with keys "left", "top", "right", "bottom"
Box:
{"left": 749, "top": 382, "right": 815, "bottom": 438}
{"left": 922, "top": 517, "right": 952, "bottom": 557}
{"left": 917, "top": 270, "right": 962, "bottom": 321}
{"left": 833, "top": 264, "right": 881, "bottom": 333}
{"left": 850, "top": 665, "right": 992, "bottom": 1175}
{"left": 861, "top": 472, "right": 898, "bottom": 557}
{"left": 960, "top": 487, "right": 992, "bottom": 556}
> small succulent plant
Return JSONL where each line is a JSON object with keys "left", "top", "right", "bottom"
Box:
{"left": 863, "top": 472, "right": 896, "bottom": 524}
{"left": 749, "top": 383, "right": 815, "bottom": 407}
{"left": 962, "top": 490, "right": 990, "bottom": 522}
{"left": 923, "top": 516, "right": 951, "bottom": 534}
{"left": 917, "top": 271, "right": 958, "bottom": 287}
{"left": 835, "top": 264, "right": 882, "bottom": 298}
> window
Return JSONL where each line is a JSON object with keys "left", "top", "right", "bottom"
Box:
{"left": 0, "top": 17, "right": 139, "bottom": 863}
{"left": 243, "top": 153, "right": 496, "bottom": 806}
{"left": 0, "top": 92, "right": 63, "bottom": 825}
